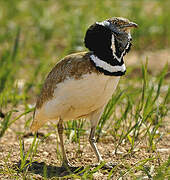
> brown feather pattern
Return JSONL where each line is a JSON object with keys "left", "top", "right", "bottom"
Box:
{"left": 36, "top": 52, "right": 100, "bottom": 109}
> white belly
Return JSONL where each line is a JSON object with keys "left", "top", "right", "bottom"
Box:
{"left": 35, "top": 73, "right": 120, "bottom": 121}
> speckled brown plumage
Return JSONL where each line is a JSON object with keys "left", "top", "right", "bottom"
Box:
{"left": 108, "top": 17, "right": 130, "bottom": 26}
{"left": 36, "top": 51, "right": 100, "bottom": 109}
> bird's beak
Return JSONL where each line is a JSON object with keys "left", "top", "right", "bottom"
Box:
{"left": 120, "top": 22, "right": 138, "bottom": 29}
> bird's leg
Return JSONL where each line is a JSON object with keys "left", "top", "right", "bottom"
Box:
{"left": 89, "top": 126, "right": 103, "bottom": 162}
{"left": 89, "top": 107, "right": 116, "bottom": 169}
{"left": 57, "top": 118, "right": 71, "bottom": 167}
{"left": 89, "top": 107, "right": 104, "bottom": 163}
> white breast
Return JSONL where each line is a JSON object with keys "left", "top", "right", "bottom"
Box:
{"left": 35, "top": 73, "right": 120, "bottom": 122}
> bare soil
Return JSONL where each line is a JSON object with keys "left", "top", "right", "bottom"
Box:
{"left": 0, "top": 111, "right": 169, "bottom": 179}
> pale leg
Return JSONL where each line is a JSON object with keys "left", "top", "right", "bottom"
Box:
{"left": 89, "top": 106, "right": 105, "bottom": 163}
{"left": 57, "top": 118, "right": 71, "bottom": 167}
{"left": 89, "top": 126, "right": 103, "bottom": 162}
{"left": 89, "top": 106, "right": 116, "bottom": 169}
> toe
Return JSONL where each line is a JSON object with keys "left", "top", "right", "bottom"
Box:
{"left": 62, "top": 161, "right": 72, "bottom": 168}
{"left": 102, "top": 162, "right": 117, "bottom": 170}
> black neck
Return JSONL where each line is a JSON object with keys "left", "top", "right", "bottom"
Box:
{"left": 93, "top": 48, "right": 124, "bottom": 66}
{"left": 84, "top": 23, "right": 132, "bottom": 76}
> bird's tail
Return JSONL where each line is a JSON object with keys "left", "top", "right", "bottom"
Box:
{"left": 30, "top": 109, "right": 47, "bottom": 132}
{"left": 30, "top": 119, "right": 43, "bottom": 132}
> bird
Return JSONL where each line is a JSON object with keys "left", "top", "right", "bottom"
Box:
{"left": 30, "top": 17, "right": 138, "bottom": 169}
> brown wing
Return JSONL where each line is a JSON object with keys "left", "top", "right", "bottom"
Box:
{"left": 36, "top": 51, "right": 100, "bottom": 109}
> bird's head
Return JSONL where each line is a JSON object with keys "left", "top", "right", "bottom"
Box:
{"left": 107, "top": 17, "right": 138, "bottom": 34}
{"left": 84, "top": 17, "right": 138, "bottom": 60}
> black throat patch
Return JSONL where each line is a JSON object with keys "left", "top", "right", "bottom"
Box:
{"left": 84, "top": 23, "right": 132, "bottom": 76}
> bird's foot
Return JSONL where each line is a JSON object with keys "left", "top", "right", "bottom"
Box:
{"left": 102, "top": 162, "right": 117, "bottom": 170}
{"left": 91, "top": 161, "right": 117, "bottom": 170}
{"left": 61, "top": 160, "right": 84, "bottom": 173}
{"left": 61, "top": 160, "right": 73, "bottom": 169}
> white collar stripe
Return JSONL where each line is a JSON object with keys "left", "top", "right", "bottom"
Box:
{"left": 90, "top": 55, "right": 126, "bottom": 73}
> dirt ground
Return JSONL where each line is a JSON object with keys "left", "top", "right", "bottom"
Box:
{"left": 0, "top": 110, "right": 169, "bottom": 179}
{"left": 0, "top": 50, "right": 169, "bottom": 179}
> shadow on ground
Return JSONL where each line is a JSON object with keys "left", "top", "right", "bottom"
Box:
{"left": 15, "top": 160, "right": 84, "bottom": 178}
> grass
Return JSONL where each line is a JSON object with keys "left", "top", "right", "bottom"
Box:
{"left": 0, "top": 0, "right": 170, "bottom": 179}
